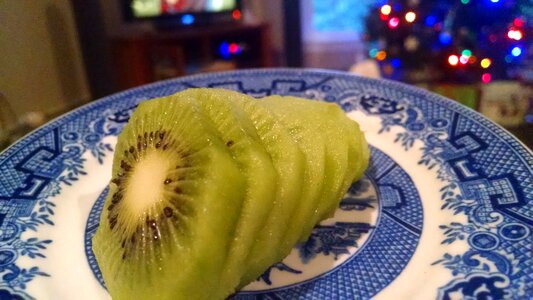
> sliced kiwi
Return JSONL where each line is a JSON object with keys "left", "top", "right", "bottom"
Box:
{"left": 260, "top": 96, "right": 327, "bottom": 249}
{"left": 226, "top": 95, "right": 306, "bottom": 288}
{"left": 92, "top": 95, "right": 246, "bottom": 300}
{"left": 175, "top": 88, "right": 278, "bottom": 298}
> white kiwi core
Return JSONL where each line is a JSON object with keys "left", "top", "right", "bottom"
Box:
{"left": 124, "top": 151, "right": 170, "bottom": 218}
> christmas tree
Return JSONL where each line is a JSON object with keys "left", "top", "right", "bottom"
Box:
{"left": 364, "top": 0, "right": 530, "bottom": 84}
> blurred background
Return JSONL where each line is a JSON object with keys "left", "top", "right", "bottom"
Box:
{"left": 0, "top": 0, "right": 531, "bottom": 150}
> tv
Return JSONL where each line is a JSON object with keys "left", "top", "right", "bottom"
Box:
{"left": 123, "top": 0, "right": 242, "bottom": 27}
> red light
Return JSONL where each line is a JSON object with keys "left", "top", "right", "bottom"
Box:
{"left": 482, "top": 73, "right": 491, "bottom": 83}
{"left": 388, "top": 17, "right": 400, "bottom": 29}
{"left": 448, "top": 55, "right": 459, "bottom": 66}
{"left": 232, "top": 9, "right": 241, "bottom": 20}
{"left": 229, "top": 43, "right": 239, "bottom": 54}
{"left": 513, "top": 17, "right": 524, "bottom": 27}
{"left": 380, "top": 13, "right": 389, "bottom": 21}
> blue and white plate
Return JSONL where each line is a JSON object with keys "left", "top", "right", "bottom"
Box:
{"left": 0, "top": 69, "right": 531, "bottom": 299}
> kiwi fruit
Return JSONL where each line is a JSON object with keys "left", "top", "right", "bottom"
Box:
{"left": 225, "top": 95, "right": 306, "bottom": 288}
{"left": 320, "top": 107, "right": 369, "bottom": 220}
{"left": 92, "top": 95, "right": 246, "bottom": 300}
{"left": 260, "top": 96, "right": 327, "bottom": 250}
{"left": 174, "top": 88, "right": 278, "bottom": 297}
{"left": 263, "top": 95, "right": 349, "bottom": 241}
{"left": 93, "top": 88, "right": 370, "bottom": 299}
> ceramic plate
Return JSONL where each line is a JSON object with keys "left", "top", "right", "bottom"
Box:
{"left": 0, "top": 69, "right": 531, "bottom": 299}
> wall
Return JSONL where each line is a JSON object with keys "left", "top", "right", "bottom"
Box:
{"left": 0, "top": 0, "right": 90, "bottom": 119}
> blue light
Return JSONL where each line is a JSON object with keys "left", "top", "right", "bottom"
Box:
{"left": 219, "top": 42, "right": 230, "bottom": 59}
{"left": 425, "top": 16, "right": 437, "bottom": 26}
{"left": 511, "top": 46, "right": 522, "bottom": 57}
{"left": 181, "top": 14, "right": 195, "bottom": 25}
{"left": 391, "top": 58, "right": 401, "bottom": 67}
{"left": 490, "top": 0, "right": 499, "bottom": 2}
{"left": 439, "top": 32, "right": 452, "bottom": 45}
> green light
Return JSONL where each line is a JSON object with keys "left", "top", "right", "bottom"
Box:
{"left": 462, "top": 49, "right": 472, "bottom": 57}
{"left": 461, "top": 0, "right": 470, "bottom": 4}
{"left": 369, "top": 48, "right": 379, "bottom": 58}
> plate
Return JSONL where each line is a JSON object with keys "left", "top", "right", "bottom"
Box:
{"left": 0, "top": 69, "right": 531, "bottom": 299}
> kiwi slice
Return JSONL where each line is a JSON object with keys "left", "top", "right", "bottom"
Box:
{"left": 260, "top": 96, "right": 327, "bottom": 249}
{"left": 175, "top": 88, "right": 278, "bottom": 297}
{"left": 320, "top": 108, "right": 369, "bottom": 220}
{"left": 92, "top": 95, "right": 246, "bottom": 300}
{"left": 226, "top": 95, "right": 306, "bottom": 287}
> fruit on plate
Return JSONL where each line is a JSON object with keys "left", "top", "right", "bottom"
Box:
{"left": 92, "top": 88, "right": 369, "bottom": 300}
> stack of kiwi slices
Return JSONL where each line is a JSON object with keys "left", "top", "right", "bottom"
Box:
{"left": 92, "top": 88, "right": 369, "bottom": 300}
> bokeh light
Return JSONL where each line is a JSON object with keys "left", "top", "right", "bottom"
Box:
{"left": 381, "top": 5, "right": 392, "bottom": 15}
{"left": 461, "top": 49, "right": 472, "bottom": 57}
{"left": 425, "top": 16, "right": 436, "bottom": 26}
{"left": 511, "top": 46, "right": 522, "bottom": 57}
{"left": 388, "top": 17, "right": 400, "bottom": 29}
{"left": 376, "top": 50, "right": 387, "bottom": 61}
{"left": 439, "top": 32, "right": 452, "bottom": 45}
{"left": 480, "top": 58, "right": 492, "bottom": 68}
{"left": 513, "top": 18, "right": 524, "bottom": 27}
{"left": 482, "top": 73, "right": 492, "bottom": 83}
{"left": 369, "top": 48, "right": 379, "bottom": 58}
{"left": 507, "top": 30, "right": 523, "bottom": 41}
{"left": 459, "top": 55, "right": 469, "bottom": 64}
{"left": 391, "top": 58, "right": 401, "bottom": 67}
{"left": 448, "top": 55, "right": 459, "bottom": 66}
{"left": 405, "top": 12, "right": 416, "bottom": 23}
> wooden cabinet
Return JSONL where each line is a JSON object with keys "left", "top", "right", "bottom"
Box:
{"left": 111, "top": 23, "right": 272, "bottom": 89}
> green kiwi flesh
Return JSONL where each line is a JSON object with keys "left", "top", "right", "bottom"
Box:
{"left": 175, "top": 88, "right": 278, "bottom": 298}
{"left": 225, "top": 95, "right": 306, "bottom": 288}
{"left": 92, "top": 95, "right": 246, "bottom": 300}
{"left": 260, "top": 96, "right": 327, "bottom": 249}
{"left": 320, "top": 112, "right": 370, "bottom": 219}
{"left": 263, "top": 96, "right": 348, "bottom": 243}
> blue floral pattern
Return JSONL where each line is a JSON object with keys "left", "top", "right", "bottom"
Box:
{"left": 343, "top": 91, "right": 531, "bottom": 299}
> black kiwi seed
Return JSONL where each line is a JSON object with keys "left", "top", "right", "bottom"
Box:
{"left": 164, "top": 178, "right": 172, "bottom": 184}
{"left": 129, "top": 146, "right": 135, "bottom": 154}
{"left": 109, "top": 215, "right": 118, "bottom": 229}
{"left": 121, "top": 240, "right": 126, "bottom": 248}
{"left": 226, "top": 140, "right": 234, "bottom": 147}
{"left": 163, "top": 207, "right": 173, "bottom": 218}
{"left": 156, "top": 141, "right": 162, "bottom": 148}
{"left": 146, "top": 218, "right": 157, "bottom": 229}
{"left": 174, "top": 187, "right": 182, "bottom": 193}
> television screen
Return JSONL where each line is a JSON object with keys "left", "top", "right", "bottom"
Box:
{"left": 130, "top": 0, "right": 237, "bottom": 18}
